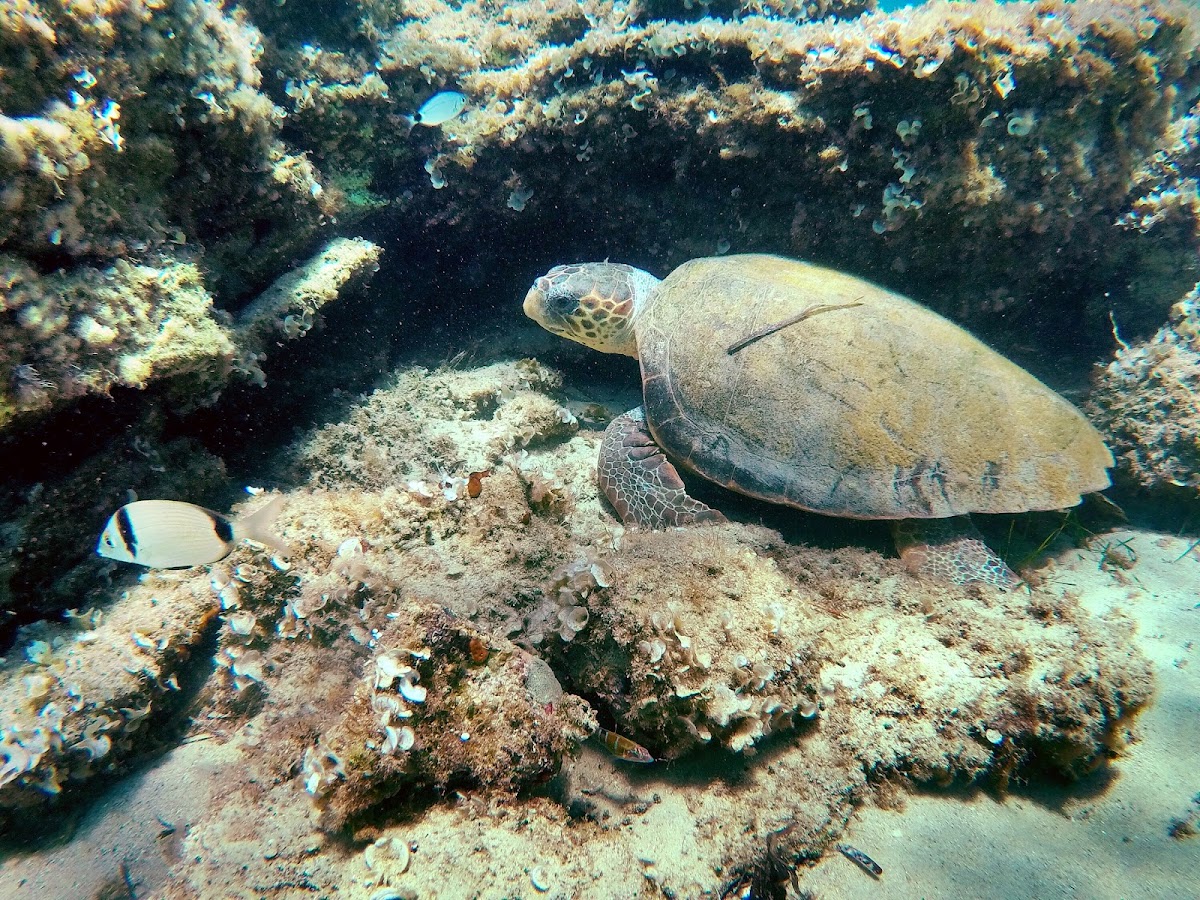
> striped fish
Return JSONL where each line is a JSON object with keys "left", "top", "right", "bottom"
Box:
{"left": 97, "top": 496, "right": 290, "bottom": 569}
{"left": 596, "top": 727, "right": 655, "bottom": 764}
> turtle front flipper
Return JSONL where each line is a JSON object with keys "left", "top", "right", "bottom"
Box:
{"left": 891, "top": 517, "right": 1021, "bottom": 589}
{"left": 599, "top": 408, "right": 725, "bottom": 528}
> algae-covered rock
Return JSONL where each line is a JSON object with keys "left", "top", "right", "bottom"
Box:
{"left": 0, "top": 0, "right": 329, "bottom": 283}
{"left": 281, "top": 364, "right": 1151, "bottom": 791}
{"left": 0, "top": 236, "right": 380, "bottom": 430}
{"left": 1090, "top": 283, "right": 1200, "bottom": 500}
{"left": 232, "top": 236, "right": 382, "bottom": 360}
{"left": 0, "top": 355, "right": 1161, "bottom": 895}
{"left": 0, "top": 569, "right": 220, "bottom": 821}
{"left": 0, "top": 1, "right": 387, "bottom": 440}
{"left": 0, "top": 254, "right": 233, "bottom": 427}
{"left": 246, "top": 0, "right": 1200, "bottom": 350}
{"left": 309, "top": 605, "right": 594, "bottom": 833}
{"left": 1116, "top": 104, "right": 1200, "bottom": 336}
{"left": 533, "top": 523, "right": 1150, "bottom": 782}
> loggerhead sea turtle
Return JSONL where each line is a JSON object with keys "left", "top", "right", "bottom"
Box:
{"left": 523, "top": 254, "right": 1114, "bottom": 587}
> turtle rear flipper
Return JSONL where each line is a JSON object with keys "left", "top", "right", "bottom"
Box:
{"left": 892, "top": 517, "right": 1021, "bottom": 589}
{"left": 599, "top": 408, "right": 725, "bottom": 528}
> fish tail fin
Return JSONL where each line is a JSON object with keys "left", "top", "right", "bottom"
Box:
{"left": 399, "top": 113, "right": 417, "bottom": 135}
{"left": 235, "top": 494, "right": 292, "bottom": 558}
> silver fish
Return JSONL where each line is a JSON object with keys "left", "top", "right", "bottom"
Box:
{"left": 97, "top": 496, "right": 290, "bottom": 569}
{"left": 413, "top": 90, "right": 467, "bottom": 126}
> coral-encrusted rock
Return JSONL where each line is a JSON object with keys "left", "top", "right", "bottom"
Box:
{"left": 535, "top": 526, "right": 830, "bottom": 759}
{"left": 0, "top": 573, "right": 220, "bottom": 824}
{"left": 1089, "top": 284, "right": 1200, "bottom": 499}
{"left": 539, "top": 522, "right": 1151, "bottom": 785}
{"left": 310, "top": 603, "right": 594, "bottom": 832}
{"left": 0, "top": 255, "right": 235, "bottom": 427}
{"left": 0, "top": 237, "right": 381, "bottom": 430}
{"left": 0, "top": 0, "right": 328, "bottom": 277}
{"left": 247, "top": 0, "right": 1200, "bottom": 352}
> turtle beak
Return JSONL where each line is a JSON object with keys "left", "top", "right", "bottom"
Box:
{"left": 522, "top": 285, "right": 544, "bottom": 320}
{"left": 524, "top": 280, "right": 556, "bottom": 329}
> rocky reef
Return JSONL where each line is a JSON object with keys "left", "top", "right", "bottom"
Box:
{"left": 1090, "top": 284, "right": 1200, "bottom": 501}
{"left": 245, "top": 0, "right": 1200, "bottom": 341}
{"left": 535, "top": 525, "right": 1148, "bottom": 775}
{"left": 0, "top": 235, "right": 379, "bottom": 427}
{"left": 0, "top": 362, "right": 1154, "bottom": 895}
{"left": 0, "top": 0, "right": 330, "bottom": 276}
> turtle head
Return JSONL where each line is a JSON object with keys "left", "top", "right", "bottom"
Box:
{"left": 523, "top": 262, "right": 659, "bottom": 359}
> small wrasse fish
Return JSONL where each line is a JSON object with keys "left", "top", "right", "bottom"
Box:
{"left": 596, "top": 727, "right": 654, "bottom": 764}
{"left": 97, "top": 495, "right": 290, "bottom": 569}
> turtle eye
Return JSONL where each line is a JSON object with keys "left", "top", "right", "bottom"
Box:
{"left": 546, "top": 286, "right": 580, "bottom": 317}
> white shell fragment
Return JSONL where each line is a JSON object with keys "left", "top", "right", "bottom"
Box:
{"left": 406, "top": 479, "right": 434, "bottom": 500}
{"left": 383, "top": 724, "right": 416, "bottom": 754}
{"left": 364, "top": 835, "right": 410, "bottom": 874}
{"left": 375, "top": 651, "right": 408, "bottom": 689}
{"left": 425, "top": 157, "right": 447, "bottom": 189}
{"left": 372, "top": 694, "right": 413, "bottom": 726}
{"left": 232, "top": 649, "right": 265, "bottom": 683}
{"left": 130, "top": 630, "right": 157, "bottom": 651}
{"left": 398, "top": 670, "right": 427, "bottom": 704}
{"left": 23, "top": 673, "right": 55, "bottom": 700}
{"left": 291, "top": 592, "right": 327, "bottom": 619}
{"left": 590, "top": 561, "right": 614, "bottom": 588}
{"left": 79, "top": 726, "right": 112, "bottom": 761}
{"left": 25, "top": 641, "right": 53, "bottom": 665}
{"left": 337, "top": 537, "right": 365, "bottom": 558}
{"left": 636, "top": 638, "right": 665, "bottom": 663}
{"left": 558, "top": 606, "right": 589, "bottom": 632}
{"left": 65, "top": 607, "right": 104, "bottom": 630}
{"left": 375, "top": 651, "right": 427, "bottom": 702}
{"left": 529, "top": 866, "right": 551, "bottom": 892}
{"left": 226, "top": 612, "right": 257, "bottom": 636}
{"left": 218, "top": 582, "right": 241, "bottom": 610}
{"left": 301, "top": 740, "right": 345, "bottom": 796}
{"left": 507, "top": 185, "right": 535, "bottom": 211}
